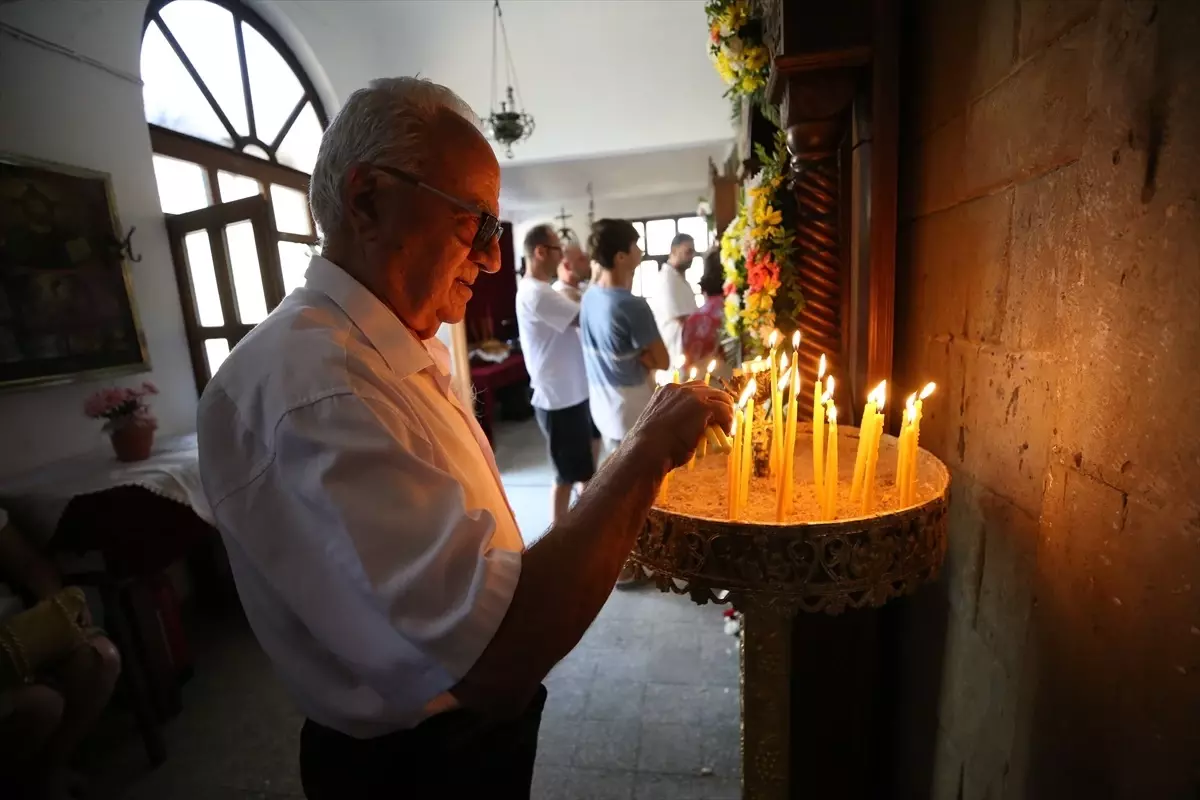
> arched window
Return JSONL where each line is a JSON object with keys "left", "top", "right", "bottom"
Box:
{"left": 141, "top": 0, "right": 327, "bottom": 391}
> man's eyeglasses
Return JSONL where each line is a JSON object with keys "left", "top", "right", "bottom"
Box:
{"left": 370, "top": 164, "right": 502, "bottom": 252}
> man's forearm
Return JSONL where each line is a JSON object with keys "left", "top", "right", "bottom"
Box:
{"left": 453, "top": 435, "right": 665, "bottom": 712}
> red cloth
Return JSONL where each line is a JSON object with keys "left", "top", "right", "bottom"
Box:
{"left": 682, "top": 296, "right": 725, "bottom": 367}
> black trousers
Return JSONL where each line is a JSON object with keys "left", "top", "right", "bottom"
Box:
{"left": 299, "top": 686, "right": 547, "bottom": 799}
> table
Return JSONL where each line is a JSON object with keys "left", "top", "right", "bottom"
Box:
{"left": 0, "top": 434, "right": 217, "bottom": 766}
{"left": 469, "top": 352, "right": 528, "bottom": 441}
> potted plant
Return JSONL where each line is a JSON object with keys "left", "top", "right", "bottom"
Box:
{"left": 84, "top": 381, "right": 159, "bottom": 462}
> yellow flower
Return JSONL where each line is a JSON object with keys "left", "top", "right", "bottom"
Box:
{"left": 754, "top": 204, "right": 782, "bottom": 227}
{"left": 743, "top": 45, "right": 769, "bottom": 72}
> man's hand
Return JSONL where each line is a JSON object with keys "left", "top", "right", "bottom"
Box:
{"left": 626, "top": 382, "right": 733, "bottom": 473}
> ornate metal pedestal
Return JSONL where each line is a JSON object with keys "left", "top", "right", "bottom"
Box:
{"left": 629, "top": 435, "right": 950, "bottom": 800}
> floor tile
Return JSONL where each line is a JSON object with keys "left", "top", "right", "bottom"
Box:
{"left": 643, "top": 683, "right": 708, "bottom": 725}
{"left": 537, "top": 716, "right": 581, "bottom": 766}
{"left": 573, "top": 719, "right": 642, "bottom": 770}
{"left": 632, "top": 771, "right": 741, "bottom": 799}
{"left": 533, "top": 766, "right": 635, "bottom": 800}
{"left": 638, "top": 723, "right": 705, "bottom": 774}
{"left": 584, "top": 679, "right": 647, "bottom": 721}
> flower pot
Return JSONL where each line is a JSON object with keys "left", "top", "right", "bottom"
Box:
{"left": 111, "top": 425, "right": 155, "bottom": 462}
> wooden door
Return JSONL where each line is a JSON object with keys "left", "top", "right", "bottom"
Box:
{"left": 165, "top": 195, "right": 284, "bottom": 392}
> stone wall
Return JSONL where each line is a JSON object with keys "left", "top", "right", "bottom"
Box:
{"left": 891, "top": 0, "right": 1199, "bottom": 796}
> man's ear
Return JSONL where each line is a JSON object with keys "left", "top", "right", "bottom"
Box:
{"left": 343, "top": 165, "right": 379, "bottom": 238}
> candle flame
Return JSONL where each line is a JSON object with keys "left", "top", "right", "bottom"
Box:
{"left": 769, "top": 329, "right": 779, "bottom": 348}
{"left": 871, "top": 380, "right": 888, "bottom": 408}
{"left": 906, "top": 405, "right": 917, "bottom": 424}
{"left": 827, "top": 405, "right": 838, "bottom": 423}
{"left": 655, "top": 372, "right": 670, "bottom": 387}
{"left": 825, "top": 375, "right": 834, "bottom": 396}
{"left": 778, "top": 367, "right": 792, "bottom": 389}
{"left": 919, "top": 382, "right": 936, "bottom": 400}
{"left": 706, "top": 359, "right": 717, "bottom": 375}
{"left": 905, "top": 393, "right": 917, "bottom": 413}
{"left": 792, "top": 331, "right": 800, "bottom": 349}
{"left": 818, "top": 354, "right": 827, "bottom": 378}
{"left": 689, "top": 366, "right": 698, "bottom": 381}
{"left": 739, "top": 379, "right": 757, "bottom": 407}
{"left": 780, "top": 352, "right": 790, "bottom": 371}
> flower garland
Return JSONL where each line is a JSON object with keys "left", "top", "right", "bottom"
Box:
{"left": 705, "top": 0, "right": 770, "bottom": 106}
{"left": 721, "top": 129, "right": 803, "bottom": 354}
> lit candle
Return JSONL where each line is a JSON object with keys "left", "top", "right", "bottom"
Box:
{"left": 771, "top": 352, "right": 788, "bottom": 478}
{"left": 861, "top": 397, "right": 886, "bottom": 514}
{"left": 849, "top": 381, "right": 886, "bottom": 503}
{"left": 812, "top": 354, "right": 828, "bottom": 494}
{"left": 776, "top": 363, "right": 801, "bottom": 520}
{"left": 773, "top": 365, "right": 792, "bottom": 522}
{"left": 728, "top": 412, "right": 740, "bottom": 519}
{"left": 895, "top": 394, "right": 917, "bottom": 504}
{"left": 904, "top": 382, "right": 936, "bottom": 505}
{"left": 738, "top": 379, "right": 757, "bottom": 518}
{"left": 688, "top": 366, "right": 702, "bottom": 468}
{"left": 824, "top": 406, "right": 838, "bottom": 519}
{"left": 704, "top": 359, "right": 716, "bottom": 387}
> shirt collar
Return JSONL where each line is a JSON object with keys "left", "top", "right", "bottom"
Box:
{"left": 303, "top": 255, "right": 450, "bottom": 380}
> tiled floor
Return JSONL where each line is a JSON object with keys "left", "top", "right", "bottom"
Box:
{"left": 85, "top": 419, "right": 742, "bottom": 800}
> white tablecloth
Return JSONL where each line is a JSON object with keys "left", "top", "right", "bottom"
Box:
{"left": 0, "top": 433, "right": 213, "bottom": 545}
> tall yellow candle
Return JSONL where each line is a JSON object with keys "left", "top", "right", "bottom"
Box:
{"left": 849, "top": 383, "right": 882, "bottom": 503}
{"left": 812, "top": 354, "right": 828, "bottom": 492}
{"left": 703, "top": 359, "right": 716, "bottom": 387}
{"left": 778, "top": 364, "right": 801, "bottom": 518}
{"left": 773, "top": 365, "right": 792, "bottom": 522}
{"left": 905, "top": 382, "right": 936, "bottom": 506}
{"left": 728, "top": 412, "right": 740, "bottom": 519}
{"left": 861, "top": 406, "right": 886, "bottom": 514}
{"left": 688, "top": 366, "right": 702, "bottom": 468}
{"left": 738, "top": 379, "right": 757, "bottom": 517}
{"left": 771, "top": 352, "right": 788, "bottom": 478}
{"left": 895, "top": 394, "right": 917, "bottom": 503}
{"left": 824, "top": 406, "right": 839, "bottom": 519}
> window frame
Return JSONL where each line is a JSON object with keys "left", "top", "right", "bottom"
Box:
{"left": 142, "top": 0, "right": 327, "bottom": 391}
{"left": 143, "top": 0, "right": 329, "bottom": 162}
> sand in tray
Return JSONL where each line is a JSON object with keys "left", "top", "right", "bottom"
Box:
{"left": 658, "top": 425, "right": 939, "bottom": 524}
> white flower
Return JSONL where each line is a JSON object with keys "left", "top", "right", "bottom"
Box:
{"left": 697, "top": 200, "right": 712, "bottom": 217}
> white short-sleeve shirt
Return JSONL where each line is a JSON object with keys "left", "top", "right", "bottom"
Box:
{"left": 649, "top": 266, "right": 697, "bottom": 365}
{"left": 197, "top": 256, "right": 524, "bottom": 738}
{"left": 515, "top": 277, "right": 588, "bottom": 411}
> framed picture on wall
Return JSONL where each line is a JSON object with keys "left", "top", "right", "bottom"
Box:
{"left": 0, "top": 153, "right": 150, "bottom": 391}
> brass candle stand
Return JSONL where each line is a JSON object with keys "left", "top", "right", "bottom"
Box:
{"left": 629, "top": 430, "right": 950, "bottom": 800}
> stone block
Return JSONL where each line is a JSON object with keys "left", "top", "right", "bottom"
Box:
{"left": 973, "top": 487, "right": 1038, "bottom": 678}
{"left": 1019, "top": 0, "right": 1100, "bottom": 58}
{"left": 908, "top": 0, "right": 1018, "bottom": 137}
{"left": 935, "top": 613, "right": 1014, "bottom": 764}
{"left": 905, "top": 191, "right": 1013, "bottom": 341}
{"left": 945, "top": 471, "right": 986, "bottom": 621}
{"left": 1003, "top": 163, "right": 1085, "bottom": 352}
{"left": 902, "top": 113, "right": 967, "bottom": 219}
{"left": 959, "top": 345, "right": 1056, "bottom": 518}
{"left": 963, "top": 20, "right": 1093, "bottom": 196}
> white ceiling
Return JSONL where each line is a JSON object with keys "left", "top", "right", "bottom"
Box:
{"left": 264, "top": 0, "right": 734, "bottom": 165}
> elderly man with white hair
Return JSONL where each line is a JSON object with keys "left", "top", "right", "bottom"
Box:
{"left": 196, "top": 77, "right": 731, "bottom": 798}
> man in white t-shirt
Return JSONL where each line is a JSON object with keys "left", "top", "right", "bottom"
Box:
{"left": 515, "top": 224, "right": 594, "bottom": 522}
{"left": 649, "top": 233, "right": 698, "bottom": 367}
{"left": 551, "top": 242, "right": 591, "bottom": 303}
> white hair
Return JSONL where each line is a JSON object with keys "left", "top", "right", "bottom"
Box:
{"left": 308, "top": 76, "right": 481, "bottom": 237}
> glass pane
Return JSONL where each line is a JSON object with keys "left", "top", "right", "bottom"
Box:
{"left": 141, "top": 21, "right": 231, "bottom": 145}
{"left": 218, "top": 171, "right": 260, "bottom": 203}
{"left": 278, "top": 241, "right": 311, "bottom": 295}
{"left": 270, "top": 184, "right": 311, "bottom": 235}
{"left": 276, "top": 102, "right": 323, "bottom": 173}
{"left": 632, "top": 259, "right": 659, "bottom": 298}
{"left": 183, "top": 230, "right": 224, "bottom": 326}
{"left": 632, "top": 221, "right": 645, "bottom": 253}
{"left": 224, "top": 221, "right": 268, "bottom": 324}
{"left": 242, "top": 21, "right": 303, "bottom": 146}
{"left": 677, "top": 215, "right": 710, "bottom": 251}
{"left": 158, "top": 0, "right": 248, "bottom": 136}
{"left": 204, "top": 338, "right": 231, "bottom": 375}
{"left": 687, "top": 255, "right": 705, "bottom": 308}
{"left": 243, "top": 143, "right": 270, "bottom": 161}
{"left": 152, "top": 155, "right": 209, "bottom": 214}
{"left": 645, "top": 218, "right": 676, "bottom": 256}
